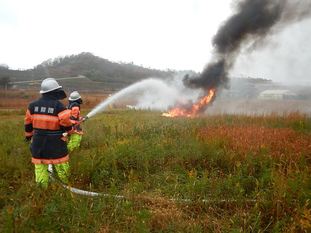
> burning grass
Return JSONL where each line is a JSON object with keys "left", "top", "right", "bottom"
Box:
{"left": 162, "top": 88, "right": 216, "bottom": 117}
{"left": 0, "top": 110, "right": 310, "bottom": 232}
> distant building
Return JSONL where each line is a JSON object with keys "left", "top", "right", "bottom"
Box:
{"left": 258, "top": 90, "right": 297, "bottom": 100}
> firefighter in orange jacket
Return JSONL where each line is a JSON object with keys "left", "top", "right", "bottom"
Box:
{"left": 67, "top": 91, "right": 83, "bottom": 152}
{"left": 24, "top": 78, "right": 73, "bottom": 188}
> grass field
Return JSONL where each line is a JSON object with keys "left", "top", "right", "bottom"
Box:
{"left": 0, "top": 109, "right": 310, "bottom": 232}
{"left": 0, "top": 90, "right": 110, "bottom": 109}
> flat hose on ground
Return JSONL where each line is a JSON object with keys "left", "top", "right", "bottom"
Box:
{"left": 47, "top": 165, "right": 258, "bottom": 204}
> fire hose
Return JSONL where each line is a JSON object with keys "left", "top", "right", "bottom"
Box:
{"left": 48, "top": 165, "right": 257, "bottom": 204}
{"left": 48, "top": 164, "right": 124, "bottom": 198}
{"left": 51, "top": 116, "right": 257, "bottom": 203}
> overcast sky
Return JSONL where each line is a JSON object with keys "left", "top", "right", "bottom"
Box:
{"left": 0, "top": 0, "right": 231, "bottom": 71}
{"left": 0, "top": 0, "right": 310, "bottom": 84}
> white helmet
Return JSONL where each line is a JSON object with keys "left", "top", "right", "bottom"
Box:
{"left": 40, "top": 78, "right": 62, "bottom": 94}
{"left": 69, "top": 91, "right": 81, "bottom": 101}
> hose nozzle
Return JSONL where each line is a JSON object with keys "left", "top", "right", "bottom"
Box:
{"left": 81, "top": 116, "right": 89, "bottom": 122}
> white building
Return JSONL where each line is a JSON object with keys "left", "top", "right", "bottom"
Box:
{"left": 258, "top": 90, "right": 297, "bottom": 100}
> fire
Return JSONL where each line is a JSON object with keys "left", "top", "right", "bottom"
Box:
{"left": 162, "top": 88, "right": 216, "bottom": 118}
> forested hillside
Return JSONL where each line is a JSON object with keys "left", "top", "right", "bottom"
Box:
{"left": 0, "top": 53, "right": 175, "bottom": 91}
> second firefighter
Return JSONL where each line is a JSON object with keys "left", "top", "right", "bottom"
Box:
{"left": 67, "top": 91, "right": 84, "bottom": 152}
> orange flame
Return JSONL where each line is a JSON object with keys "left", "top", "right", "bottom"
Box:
{"left": 162, "top": 88, "right": 216, "bottom": 118}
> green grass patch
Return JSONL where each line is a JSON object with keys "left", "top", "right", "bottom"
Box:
{"left": 0, "top": 110, "right": 310, "bottom": 232}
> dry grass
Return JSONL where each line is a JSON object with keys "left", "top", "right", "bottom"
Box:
{"left": 207, "top": 99, "right": 311, "bottom": 116}
{"left": 199, "top": 126, "right": 311, "bottom": 158}
{"left": 0, "top": 104, "right": 310, "bottom": 232}
{"left": 0, "top": 89, "right": 110, "bottom": 109}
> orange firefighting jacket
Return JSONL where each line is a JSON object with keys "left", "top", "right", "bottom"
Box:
{"left": 24, "top": 95, "right": 73, "bottom": 164}
{"left": 68, "top": 101, "right": 83, "bottom": 133}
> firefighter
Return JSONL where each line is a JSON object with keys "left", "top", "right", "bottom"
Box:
{"left": 67, "top": 91, "right": 84, "bottom": 152}
{"left": 24, "top": 78, "right": 73, "bottom": 188}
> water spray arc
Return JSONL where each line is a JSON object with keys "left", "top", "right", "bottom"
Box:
{"left": 85, "top": 78, "right": 176, "bottom": 119}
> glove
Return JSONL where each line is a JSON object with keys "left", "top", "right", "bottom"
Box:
{"left": 24, "top": 136, "right": 32, "bottom": 142}
{"left": 61, "top": 132, "right": 68, "bottom": 142}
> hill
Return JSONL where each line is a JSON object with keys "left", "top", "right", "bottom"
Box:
{"left": 0, "top": 53, "right": 175, "bottom": 92}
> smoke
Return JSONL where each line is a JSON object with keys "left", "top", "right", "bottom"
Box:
{"left": 132, "top": 75, "right": 201, "bottom": 111}
{"left": 232, "top": 19, "right": 311, "bottom": 85}
{"left": 130, "top": 77, "right": 181, "bottom": 111}
{"left": 185, "top": 0, "right": 311, "bottom": 90}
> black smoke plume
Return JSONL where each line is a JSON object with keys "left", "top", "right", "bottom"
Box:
{"left": 184, "top": 0, "right": 311, "bottom": 90}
